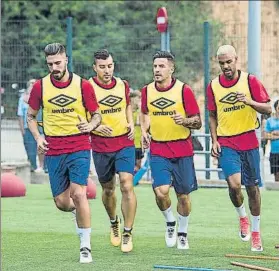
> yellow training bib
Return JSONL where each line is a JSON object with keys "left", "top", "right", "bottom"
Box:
{"left": 133, "top": 111, "right": 141, "bottom": 148}
{"left": 147, "top": 79, "right": 190, "bottom": 142}
{"left": 211, "top": 71, "right": 259, "bottom": 137}
{"left": 89, "top": 77, "right": 128, "bottom": 137}
{"left": 42, "top": 73, "right": 88, "bottom": 137}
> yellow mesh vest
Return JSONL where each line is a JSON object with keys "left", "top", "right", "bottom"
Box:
{"left": 211, "top": 71, "right": 259, "bottom": 137}
{"left": 133, "top": 111, "right": 141, "bottom": 148}
{"left": 89, "top": 77, "right": 128, "bottom": 137}
{"left": 147, "top": 79, "right": 190, "bottom": 142}
{"left": 42, "top": 73, "right": 88, "bottom": 137}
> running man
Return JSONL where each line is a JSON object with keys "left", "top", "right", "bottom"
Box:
{"left": 207, "top": 44, "right": 272, "bottom": 252}
{"left": 131, "top": 90, "right": 144, "bottom": 173}
{"left": 140, "top": 51, "right": 201, "bottom": 249}
{"left": 27, "top": 43, "right": 101, "bottom": 263}
{"left": 89, "top": 49, "right": 137, "bottom": 253}
{"left": 264, "top": 99, "right": 279, "bottom": 182}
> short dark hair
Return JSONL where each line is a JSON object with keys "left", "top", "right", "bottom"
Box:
{"left": 274, "top": 99, "right": 279, "bottom": 110}
{"left": 44, "top": 43, "right": 66, "bottom": 57}
{"left": 93, "top": 49, "right": 112, "bottom": 64}
{"left": 153, "top": 51, "right": 175, "bottom": 62}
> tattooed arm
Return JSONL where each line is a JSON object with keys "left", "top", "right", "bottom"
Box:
{"left": 27, "top": 107, "right": 40, "bottom": 140}
{"left": 90, "top": 110, "right": 102, "bottom": 130}
{"left": 77, "top": 110, "right": 102, "bottom": 133}
{"left": 174, "top": 85, "right": 202, "bottom": 130}
{"left": 27, "top": 106, "right": 49, "bottom": 154}
{"left": 172, "top": 113, "right": 202, "bottom": 130}
{"left": 182, "top": 114, "right": 202, "bottom": 130}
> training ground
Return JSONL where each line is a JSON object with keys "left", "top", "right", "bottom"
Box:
{"left": 1, "top": 184, "right": 279, "bottom": 271}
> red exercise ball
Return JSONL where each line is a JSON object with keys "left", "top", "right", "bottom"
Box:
{"left": 1, "top": 173, "right": 26, "bottom": 197}
{"left": 86, "top": 177, "right": 97, "bottom": 199}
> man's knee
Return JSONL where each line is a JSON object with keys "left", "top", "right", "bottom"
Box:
{"left": 246, "top": 185, "right": 260, "bottom": 199}
{"left": 70, "top": 186, "right": 87, "bottom": 203}
{"left": 154, "top": 186, "right": 169, "bottom": 202}
{"left": 227, "top": 174, "right": 242, "bottom": 191}
{"left": 120, "top": 181, "right": 133, "bottom": 195}
{"left": 119, "top": 173, "right": 134, "bottom": 193}
{"left": 229, "top": 182, "right": 242, "bottom": 191}
{"left": 54, "top": 196, "right": 73, "bottom": 212}
{"left": 103, "top": 186, "right": 115, "bottom": 197}
{"left": 101, "top": 180, "right": 116, "bottom": 197}
{"left": 177, "top": 194, "right": 190, "bottom": 206}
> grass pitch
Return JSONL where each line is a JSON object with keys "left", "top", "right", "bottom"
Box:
{"left": 1, "top": 184, "right": 279, "bottom": 271}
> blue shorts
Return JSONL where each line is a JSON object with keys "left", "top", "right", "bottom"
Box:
{"left": 45, "top": 150, "right": 91, "bottom": 197}
{"left": 150, "top": 155, "right": 198, "bottom": 195}
{"left": 92, "top": 146, "right": 135, "bottom": 183}
{"left": 219, "top": 147, "right": 262, "bottom": 186}
{"left": 135, "top": 148, "right": 144, "bottom": 160}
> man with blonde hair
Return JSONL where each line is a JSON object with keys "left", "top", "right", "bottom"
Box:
{"left": 207, "top": 44, "right": 271, "bottom": 252}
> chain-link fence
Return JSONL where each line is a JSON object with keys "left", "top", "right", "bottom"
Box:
{"left": 1, "top": 18, "right": 279, "bottom": 182}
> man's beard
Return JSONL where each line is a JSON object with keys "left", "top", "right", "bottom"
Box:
{"left": 52, "top": 69, "right": 66, "bottom": 81}
{"left": 223, "top": 69, "right": 235, "bottom": 80}
{"left": 103, "top": 74, "right": 112, "bottom": 82}
{"left": 154, "top": 75, "right": 162, "bottom": 83}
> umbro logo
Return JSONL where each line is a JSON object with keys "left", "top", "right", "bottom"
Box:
{"left": 48, "top": 94, "right": 77, "bottom": 107}
{"left": 219, "top": 92, "right": 238, "bottom": 105}
{"left": 150, "top": 97, "right": 175, "bottom": 110}
{"left": 220, "top": 92, "right": 246, "bottom": 113}
{"left": 99, "top": 95, "right": 123, "bottom": 107}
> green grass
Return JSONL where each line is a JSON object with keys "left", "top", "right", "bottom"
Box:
{"left": 2, "top": 184, "right": 279, "bottom": 271}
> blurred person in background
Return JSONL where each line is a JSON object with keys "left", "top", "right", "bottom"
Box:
{"left": 36, "top": 109, "right": 48, "bottom": 173}
{"left": 131, "top": 90, "right": 144, "bottom": 173}
{"left": 270, "top": 89, "right": 279, "bottom": 114}
{"left": 260, "top": 113, "right": 271, "bottom": 157}
{"left": 264, "top": 100, "right": 279, "bottom": 182}
{"left": 1, "top": 87, "right": 4, "bottom": 115}
{"left": 18, "top": 78, "right": 44, "bottom": 173}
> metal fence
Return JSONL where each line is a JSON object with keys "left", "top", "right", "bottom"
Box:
{"left": 1, "top": 18, "right": 279, "bottom": 182}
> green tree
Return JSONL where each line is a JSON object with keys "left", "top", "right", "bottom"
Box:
{"left": 2, "top": 1, "right": 220, "bottom": 117}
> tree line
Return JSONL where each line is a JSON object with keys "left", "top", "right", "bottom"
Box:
{"left": 1, "top": 1, "right": 221, "bottom": 117}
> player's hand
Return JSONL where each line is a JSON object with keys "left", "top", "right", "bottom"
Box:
{"left": 141, "top": 131, "right": 150, "bottom": 149}
{"left": 127, "top": 123, "right": 134, "bottom": 140}
{"left": 272, "top": 130, "right": 279, "bottom": 136}
{"left": 212, "top": 157, "right": 218, "bottom": 166}
{"left": 171, "top": 113, "right": 185, "bottom": 125}
{"left": 211, "top": 141, "right": 221, "bottom": 158}
{"left": 95, "top": 125, "right": 113, "bottom": 137}
{"left": 36, "top": 136, "right": 49, "bottom": 154}
{"left": 236, "top": 92, "right": 252, "bottom": 105}
{"left": 77, "top": 115, "right": 94, "bottom": 133}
